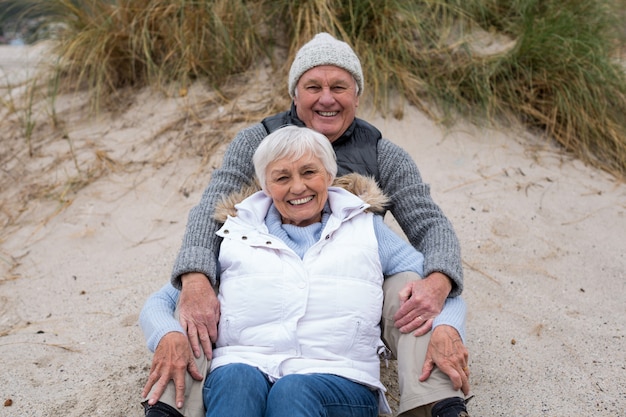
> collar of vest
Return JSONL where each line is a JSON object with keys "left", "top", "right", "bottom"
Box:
{"left": 214, "top": 173, "right": 389, "bottom": 223}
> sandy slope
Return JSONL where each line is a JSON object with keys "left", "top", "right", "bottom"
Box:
{"left": 1, "top": 44, "right": 625, "bottom": 417}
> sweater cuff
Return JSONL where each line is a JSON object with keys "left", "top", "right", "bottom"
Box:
{"left": 423, "top": 264, "right": 463, "bottom": 297}
{"left": 432, "top": 296, "right": 467, "bottom": 343}
{"left": 171, "top": 246, "right": 218, "bottom": 288}
{"left": 147, "top": 327, "right": 186, "bottom": 353}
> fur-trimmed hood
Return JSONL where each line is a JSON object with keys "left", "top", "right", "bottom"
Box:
{"left": 214, "top": 173, "right": 389, "bottom": 223}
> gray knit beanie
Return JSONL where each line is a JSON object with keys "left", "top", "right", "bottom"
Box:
{"left": 288, "top": 32, "right": 364, "bottom": 98}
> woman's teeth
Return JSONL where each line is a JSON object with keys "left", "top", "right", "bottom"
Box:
{"left": 290, "top": 196, "right": 313, "bottom": 205}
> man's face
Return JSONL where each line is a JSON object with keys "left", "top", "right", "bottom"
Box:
{"left": 293, "top": 65, "right": 359, "bottom": 142}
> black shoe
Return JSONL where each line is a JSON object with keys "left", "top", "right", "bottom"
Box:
{"left": 431, "top": 397, "right": 469, "bottom": 417}
{"left": 142, "top": 400, "right": 185, "bottom": 417}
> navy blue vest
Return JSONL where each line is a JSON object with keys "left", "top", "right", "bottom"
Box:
{"left": 261, "top": 104, "right": 381, "bottom": 181}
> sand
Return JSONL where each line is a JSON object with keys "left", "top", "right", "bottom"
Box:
{"left": 1, "top": 43, "right": 625, "bottom": 417}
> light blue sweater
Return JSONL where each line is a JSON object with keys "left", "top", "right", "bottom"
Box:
{"left": 141, "top": 207, "right": 466, "bottom": 352}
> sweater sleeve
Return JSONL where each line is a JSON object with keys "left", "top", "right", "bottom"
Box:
{"left": 170, "top": 124, "right": 268, "bottom": 288}
{"left": 374, "top": 215, "right": 467, "bottom": 342}
{"left": 139, "top": 283, "right": 182, "bottom": 352}
{"left": 433, "top": 296, "right": 467, "bottom": 343}
{"left": 377, "top": 139, "right": 464, "bottom": 297}
{"left": 374, "top": 215, "right": 424, "bottom": 277}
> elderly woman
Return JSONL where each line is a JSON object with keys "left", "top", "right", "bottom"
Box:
{"left": 145, "top": 33, "right": 471, "bottom": 417}
{"left": 141, "top": 126, "right": 466, "bottom": 417}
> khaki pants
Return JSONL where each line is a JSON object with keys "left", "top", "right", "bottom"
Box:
{"left": 149, "top": 272, "right": 462, "bottom": 417}
{"left": 144, "top": 308, "right": 208, "bottom": 417}
{"left": 382, "top": 272, "right": 463, "bottom": 416}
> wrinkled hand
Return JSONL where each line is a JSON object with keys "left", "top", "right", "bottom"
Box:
{"left": 142, "top": 332, "right": 203, "bottom": 408}
{"left": 419, "top": 325, "right": 470, "bottom": 396}
{"left": 178, "top": 272, "right": 220, "bottom": 359}
{"left": 393, "top": 272, "right": 452, "bottom": 336}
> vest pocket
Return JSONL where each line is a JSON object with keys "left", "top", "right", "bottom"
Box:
{"left": 342, "top": 320, "right": 362, "bottom": 354}
{"left": 217, "top": 316, "right": 235, "bottom": 346}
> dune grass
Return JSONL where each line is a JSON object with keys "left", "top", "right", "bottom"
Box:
{"left": 8, "top": 0, "right": 626, "bottom": 179}
{"left": 17, "top": 0, "right": 269, "bottom": 110}
{"left": 458, "top": 0, "right": 626, "bottom": 177}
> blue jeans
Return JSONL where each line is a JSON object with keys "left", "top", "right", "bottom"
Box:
{"left": 203, "top": 363, "right": 379, "bottom": 417}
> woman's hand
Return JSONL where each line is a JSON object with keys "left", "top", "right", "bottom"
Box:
{"left": 141, "top": 332, "right": 203, "bottom": 408}
{"left": 419, "top": 325, "right": 470, "bottom": 396}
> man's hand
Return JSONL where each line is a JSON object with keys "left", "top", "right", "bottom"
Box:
{"left": 141, "top": 332, "right": 204, "bottom": 408}
{"left": 393, "top": 272, "right": 452, "bottom": 335}
{"left": 179, "top": 272, "right": 220, "bottom": 359}
{"left": 419, "top": 325, "right": 470, "bottom": 396}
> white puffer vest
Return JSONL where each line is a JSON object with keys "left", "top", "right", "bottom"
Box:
{"left": 212, "top": 186, "right": 389, "bottom": 412}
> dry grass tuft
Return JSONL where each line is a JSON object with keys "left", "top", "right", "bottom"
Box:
{"left": 4, "top": 0, "right": 626, "bottom": 183}
{"left": 270, "top": 0, "right": 626, "bottom": 178}
{"left": 24, "top": 0, "right": 269, "bottom": 111}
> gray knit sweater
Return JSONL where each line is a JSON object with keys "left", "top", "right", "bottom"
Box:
{"left": 171, "top": 121, "right": 464, "bottom": 296}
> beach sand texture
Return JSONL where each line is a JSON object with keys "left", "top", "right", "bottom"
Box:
{"left": 1, "top": 43, "right": 625, "bottom": 416}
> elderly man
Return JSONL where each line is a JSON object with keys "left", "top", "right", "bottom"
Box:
{"left": 141, "top": 33, "right": 470, "bottom": 417}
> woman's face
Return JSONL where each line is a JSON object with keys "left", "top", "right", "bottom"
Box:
{"left": 293, "top": 65, "right": 359, "bottom": 142}
{"left": 265, "top": 152, "right": 332, "bottom": 227}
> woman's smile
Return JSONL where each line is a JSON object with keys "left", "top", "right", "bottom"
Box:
{"left": 265, "top": 153, "right": 332, "bottom": 227}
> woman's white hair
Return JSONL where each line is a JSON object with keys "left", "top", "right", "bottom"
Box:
{"left": 253, "top": 125, "right": 337, "bottom": 192}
